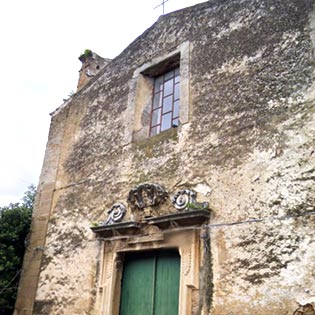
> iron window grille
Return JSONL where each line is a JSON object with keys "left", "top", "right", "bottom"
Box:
{"left": 149, "top": 67, "right": 180, "bottom": 136}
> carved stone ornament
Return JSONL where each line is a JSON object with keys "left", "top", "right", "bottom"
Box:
{"left": 101, "top": 203, "right": 127, "bottom": 226}
{"left": 127, "top": 183, "right": 168, "bottom": 210}
{"left": 172, "top": 189, "right": 209, "bottom": 211}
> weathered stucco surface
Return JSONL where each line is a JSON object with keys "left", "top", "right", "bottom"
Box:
{"left": 15, "top": 0, "right": 315, "bottom": 314}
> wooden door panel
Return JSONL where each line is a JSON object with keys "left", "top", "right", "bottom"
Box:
{"left": 119, "top": 250, "right": 180, "bottom": 315}
{"left": 119, "top": 252, "right": 155, "bottom": 315}
{"left": 154, "top": 251, "right": 180, "bottom": 315}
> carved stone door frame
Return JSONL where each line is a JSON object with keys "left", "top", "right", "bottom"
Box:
{"left": 94, "top": 228, "right": 201, "bottom": 315}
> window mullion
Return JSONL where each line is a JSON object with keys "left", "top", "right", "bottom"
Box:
{"left": 171, "top": 76, "right": 175, "bottom": 126}
{"left": 160, "top": 74, "right": 165, "bottom": 132}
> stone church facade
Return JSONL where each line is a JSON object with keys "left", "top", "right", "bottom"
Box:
{"left": 15, "top": 0, "right": 315, "bottom": 314}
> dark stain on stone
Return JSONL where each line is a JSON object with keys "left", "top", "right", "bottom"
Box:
{"left": 33, "top": 300, "right": 54, "bottom": 315}
{"left": 228, "top": 223, "right": 302, "bottom": 284}
{"left": 293, "top": 303, "right": 315, "bottom": 315}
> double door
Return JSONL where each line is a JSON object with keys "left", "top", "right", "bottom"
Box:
{"left": 119, "top": 249, "right": 180, "bottom": 315}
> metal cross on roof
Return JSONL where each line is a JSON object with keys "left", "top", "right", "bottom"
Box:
{"left": 154, "top": 0, "right": 170, "bottom": 15}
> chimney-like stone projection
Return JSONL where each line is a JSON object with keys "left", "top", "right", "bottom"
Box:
{"left": 77, "top": 49, "right": 111, "bottom": 91}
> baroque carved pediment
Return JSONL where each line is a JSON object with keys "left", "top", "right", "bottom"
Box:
{"left": 127, "top": 183, "right": 168, "bottom": 211}
{"left": 92, "top": 183, "right": 211, "bottom": 238}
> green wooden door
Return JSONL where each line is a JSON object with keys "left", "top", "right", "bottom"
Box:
{"left": 119, "top": 250, "right": 180, "bottom": 315}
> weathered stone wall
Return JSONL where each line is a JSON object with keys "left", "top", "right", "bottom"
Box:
{"left": 14, "top": 106, "right": 70, "bottom": 315}
{"left": 15, "top": 0, "right": 315, "bottom": 314}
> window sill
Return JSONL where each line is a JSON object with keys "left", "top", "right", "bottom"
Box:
{"left": 132, "top": 126, "right": 178, "bottom": 147}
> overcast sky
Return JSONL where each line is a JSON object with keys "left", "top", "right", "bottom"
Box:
{"left": 0, "top": 0, "right": 205, "bottom": 206}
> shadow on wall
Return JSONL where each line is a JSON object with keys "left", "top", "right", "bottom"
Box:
{"left": 293, "top": 304, "right": 315, "bottom": 315}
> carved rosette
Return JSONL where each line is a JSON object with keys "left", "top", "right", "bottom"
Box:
{"left": 172, "top": 189, "right": 209, "bottom": 211}
{"left": 102, "top": 203, "right": 127, "bottom": 226}
{"left": 127, "top": 183, "right": 168, "bottom": 210}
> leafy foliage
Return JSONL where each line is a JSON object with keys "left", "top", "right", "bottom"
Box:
{"left": 83, "top": 49, "right": 92, "bottom": 57}
{"left": 0, "top": 185, "right": 36, "bottom": 315}
{"left": 79, "top": 48, "right": 93, "bottom": 62}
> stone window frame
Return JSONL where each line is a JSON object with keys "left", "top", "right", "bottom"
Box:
{"left": 94, "top": 228, "right": 201, "bottom": 315}
{"left": 124, "top": 41, "right": 190, "bottom": 143}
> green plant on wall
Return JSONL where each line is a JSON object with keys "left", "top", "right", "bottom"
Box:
{"left": 79, "top": 49, "right": 92, "bottom": 61}
{"left": 83, "top": 49, "right": 92, "bottom": 57}
{"left": 186, "top": 202, "right": 204, "bottom": 210}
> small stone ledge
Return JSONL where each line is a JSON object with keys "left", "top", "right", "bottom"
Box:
{"left": 91, "top": 221, "right": 141, "bottom": 238}
{"left": 145, "top": 210, "right": 210, "bottom": 229}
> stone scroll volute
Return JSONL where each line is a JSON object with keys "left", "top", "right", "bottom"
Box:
{"left": 172, "top": 189, "right": 209, "bottom": 211}
{"left": 101, "top": 203, "right": 127, "bottom": 226}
